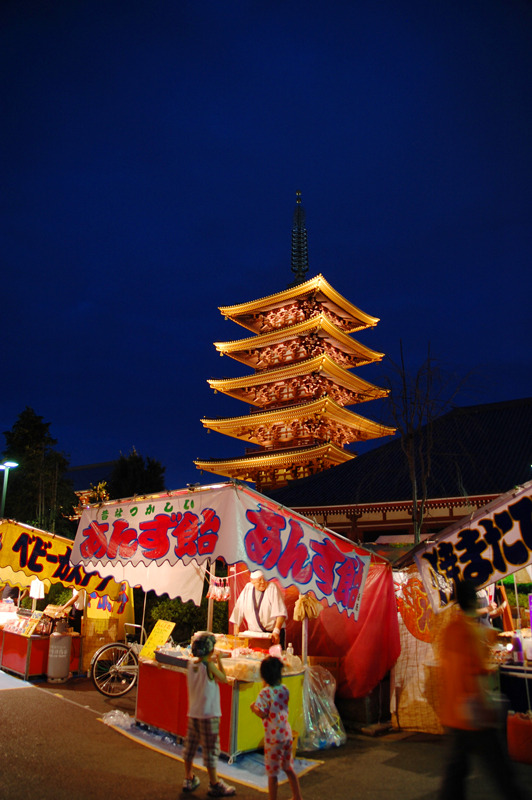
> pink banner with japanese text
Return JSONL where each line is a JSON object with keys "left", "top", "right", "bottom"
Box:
{"left": 71, "top": 481, "right": 378, "bottom": 617}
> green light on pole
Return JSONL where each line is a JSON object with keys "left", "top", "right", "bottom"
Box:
{"left": 0, "top": 461, "right": 18, "bottom": 518}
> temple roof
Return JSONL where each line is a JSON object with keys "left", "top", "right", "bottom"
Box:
{"left": 265, "top": 398, "right": 532, "bottom": 508}
{"left": 207, "top": 353, "right": 388, "bottom": 407}
{"left": 219, "top": 274, "right": 379, "bottom": 335}
{"left": 194, "top": 441, "right": 354, "bottom": 479}
{"left": 200, "top": 396, "right": 395, "bottom": 444}
{"left": 213, "top": 313, "right": 384, "bottom": 369}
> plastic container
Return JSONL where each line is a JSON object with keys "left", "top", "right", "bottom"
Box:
{"left": 286, "top": 643, "right": 294, "bottom": 657}
{"left": 508, "top": 712, "right": 532, "bottom": 764}
{"left": 513, "top": 634, "right": 524, "bottom": 664}
{"left": 154, "top": 649, "right": 189, "bottom": 668}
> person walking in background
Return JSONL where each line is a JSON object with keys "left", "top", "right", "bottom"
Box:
{"left": 475, "top": 586, "right": 493, "bottom": 626}
{"left": 489, "top": 582, "right": 512, "bottom": 632}
{"left": 60, "top": 586, "right": 86, "bottom": 633}
{"left": 182, "top": 631, "right": 235, "bottom": 797}
{"left": 438, "top": 579, "right": 529, "bottom": 800}
{"left": 250, "top": 656, "right": 303, "bottom": 800}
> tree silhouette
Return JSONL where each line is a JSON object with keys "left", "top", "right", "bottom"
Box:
{"left": 106, "top": 447, "right": 166, "bottom": 500}
{"left": 385, "top": 344, "right": 463, "bottom": 544}
{"left": 2, "top": 407, "right": 78, "bottom": 536}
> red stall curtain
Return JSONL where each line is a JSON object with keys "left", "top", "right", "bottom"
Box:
{"left": 230, "top": 561, "right": 400, "bottom": 701}
{"left": 284, "top": 562, "right": 400, "bottom": 699}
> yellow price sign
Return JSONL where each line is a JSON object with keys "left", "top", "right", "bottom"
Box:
{"left": 140, "top": 619, "right": 176, "bottom": 660}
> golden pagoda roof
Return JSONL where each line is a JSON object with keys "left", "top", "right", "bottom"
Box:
{"left": 213, "top": 313, "right": 383, "bottom": 368}
{"left": 219, "top": 274, "right": 379, "bottom": 334}
{"left": 207, "top": 353, "right": 388, "bottom": 406}
{"left": 194, "top": 441, "right": 354, "bottom": 480}
{"left": 200, "top": 396, "right": 395, "bottom": 444}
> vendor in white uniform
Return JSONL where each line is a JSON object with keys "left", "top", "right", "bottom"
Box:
{"left": 230, "top": 570, "right": 287, "bottom": 646}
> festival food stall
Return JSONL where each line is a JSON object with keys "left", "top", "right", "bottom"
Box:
{"left": 0, "top": 599, "right": 80, "bottom": 681}
{"left": 390, "top": 479, "right": 532, "bottom": 736}
{"left": 0, "top": 520, "right": 134, "bottom": 680}
{"left": 70, "top": 480, "right": 398, "bottom": 754}
{"left": 135, "top": 631, "right": 305, "bottom": 760}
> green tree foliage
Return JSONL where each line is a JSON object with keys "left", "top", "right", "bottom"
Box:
{"left": 502, "top": 578, "right": 532, "bottom": 610}
{"left": 149, "top": 594, "right": 228, "bottom": 643}
{"left": 17, "top": 581, "right": 72, "bottom": 613}
{"left": 2, "top": 407, "right": 78, "bottom": 536}
{"left": 106, "top": 447, "right": 166, "bottom": 500}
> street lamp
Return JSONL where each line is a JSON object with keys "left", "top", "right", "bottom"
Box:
{"left": 0, "top": 461, "right": 18, "bottom": 518}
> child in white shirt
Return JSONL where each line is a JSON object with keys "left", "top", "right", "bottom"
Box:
{"left": 183, "top": 631, "right": 236, "bottom": 797}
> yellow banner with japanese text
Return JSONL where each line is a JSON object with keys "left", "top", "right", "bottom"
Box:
{"left": 0, "top": 520, "right": 134, "bottom": 633}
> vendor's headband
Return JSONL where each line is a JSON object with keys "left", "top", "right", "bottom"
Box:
{"left": 250, "top": 570, "right": 265, "bottom": 580}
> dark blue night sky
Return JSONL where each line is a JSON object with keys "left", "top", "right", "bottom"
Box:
{"left": 2, "top": 0, "right": 532, "bottom": 490}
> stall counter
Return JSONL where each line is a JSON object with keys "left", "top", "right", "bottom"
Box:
{"left": 0, "top": 627, "right": 82, "bottom": 680}
{"left": 499, "top": 663, "right": 532, "bottom": 713}
{"left": 135, "top": 659, "right": 305, "bottom": 761}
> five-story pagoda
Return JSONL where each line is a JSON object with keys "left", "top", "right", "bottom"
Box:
{"left": 194, "top": 193, "right": 395, "bottom": 491}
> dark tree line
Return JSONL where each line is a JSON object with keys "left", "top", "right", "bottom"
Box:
{"left": 2, "top": 407, "right": 77, "bottom": 536}
{"left": 106, "top": 447, "right": 166, "bottom": 501}
{"left": 2, "top": 407, "right": 166, "bottom": 537}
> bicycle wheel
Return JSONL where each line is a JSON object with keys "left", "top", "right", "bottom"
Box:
{"left": 90, "top": 643, "right": 139, "bottom": 697}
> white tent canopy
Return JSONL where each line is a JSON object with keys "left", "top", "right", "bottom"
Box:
{"left": 70, "top": 481, "right": 380, "bottom": 618}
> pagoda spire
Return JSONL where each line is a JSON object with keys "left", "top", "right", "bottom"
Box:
{"left": 288, "top": 191, "right": 309, "bottom": 287}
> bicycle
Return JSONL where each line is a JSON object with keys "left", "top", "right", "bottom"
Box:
{"left": 90, "top": 623, "right": 147, "bottom": 697}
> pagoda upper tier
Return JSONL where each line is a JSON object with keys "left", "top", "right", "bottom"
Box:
{"left": 200, "top": 396, "right": 395, "bottom": 449}
{"left": 194, "top": 441, "right": 354, "bottom": 486}
{"left": 219, "top": 274, "right": 379, "bottom": 335}
{"left": 214, "top": 313, "right": 384, "bottom": 371}
{"left": 207, "top": 354, "right": 388, "bottom": 409}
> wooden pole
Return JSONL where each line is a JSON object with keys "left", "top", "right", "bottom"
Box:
{"left": 207, "top": 560, "right": 214, "bottom": 632}
{"left": 302, "top": 616, "right": 308, "bottom": 665}
{"left": 514, "top": 573, "right": 521, "bottom": 628}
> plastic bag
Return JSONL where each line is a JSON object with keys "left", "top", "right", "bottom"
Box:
{"left": 101, "top": 710, "right": 135, "bottom": 730}
{"left": 282, "top": 653, "right": 303, "bottom": 674}
{"left": 299, "top": 665, "right": 346, "bottom": 751}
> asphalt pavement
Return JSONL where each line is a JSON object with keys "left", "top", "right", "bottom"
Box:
{"left": 2, "top": 673, "right": 532, "bottom": 800}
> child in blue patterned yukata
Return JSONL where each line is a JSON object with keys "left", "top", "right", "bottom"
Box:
{"left": 250, "top": 656, "right": 303, "bottom": 800}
